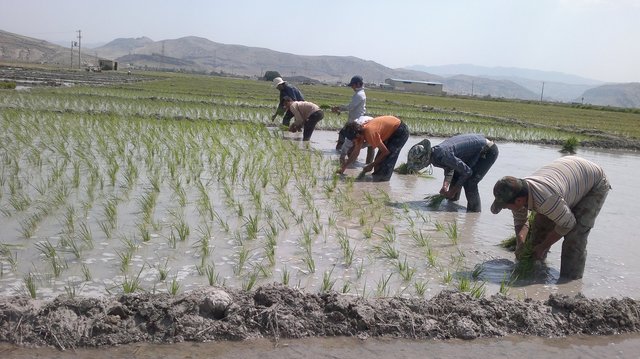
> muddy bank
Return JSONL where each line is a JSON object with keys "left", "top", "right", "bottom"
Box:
{"left": 1, "top": 284, "right": 640, "bottom": 349}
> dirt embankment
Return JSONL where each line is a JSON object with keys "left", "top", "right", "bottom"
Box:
{"left": 1, "top": 284, "right": 640, "bottom": 349}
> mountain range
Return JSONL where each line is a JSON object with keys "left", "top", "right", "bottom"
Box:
{"left": 1, "top": 29, "right": 638, "bottom": 108}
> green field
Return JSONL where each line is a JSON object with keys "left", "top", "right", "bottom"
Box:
{"left": 1, "top": 70, "right": 639, "bottom": 300}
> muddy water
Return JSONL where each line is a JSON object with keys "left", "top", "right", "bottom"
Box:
{"left": 2, "top": 334, "right": 640, "bottom": 358}
{"left": 308, "top": 130, "right": 639, "bottom": 300}
{"left": 1, "top": 130, "right": 638, "bottom": 301}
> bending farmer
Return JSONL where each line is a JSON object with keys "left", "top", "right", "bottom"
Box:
{"left": 490, "top": 156, "right": 611, "bottom": 280}
{"left": 282, "top": 96, "right": 324, "bottom": 141}
{"left": 271, "top": 77, "right": 304, "bottom": 125}
{"left": 337, "top": 115, "right": 409, "bottom": 182}
{"left": 406, "top": 134, "right": 498, "bottom": 212}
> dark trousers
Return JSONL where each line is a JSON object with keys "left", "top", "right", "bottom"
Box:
{"left": 451, "top": 144, "right": 499, "bottom": 212}
{"left": 372, "top": 122, "right": 409, "bottom": 182}
{"left": 302, "top": 110, "right": 323, "bottom": 141}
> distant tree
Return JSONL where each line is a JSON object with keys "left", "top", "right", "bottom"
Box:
{"left": 263, "top": 71, "right": 281, "bottom": 81}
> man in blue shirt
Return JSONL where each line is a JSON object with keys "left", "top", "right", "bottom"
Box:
{"left": 271, "top": 77, "right": 304, "bottom": 126}
{"left": 406, "top": 134, "right": 499, "bottom": 212}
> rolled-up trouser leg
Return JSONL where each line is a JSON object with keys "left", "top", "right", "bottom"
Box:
{"left": 559, "top": 176, "right": 610, "bottom": 279}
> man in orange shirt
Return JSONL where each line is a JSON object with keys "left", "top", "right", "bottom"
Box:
{"left": 337, "top": 115, "right": 409, "bottom": 181}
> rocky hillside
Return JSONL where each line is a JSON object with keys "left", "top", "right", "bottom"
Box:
{"left": 2, "top": 29, "right": 639, "bottom": 107}
{"left": 580, "top": 83, "right": 640, "bottom": 108}
{"left": 0, "top": 29, "right": 97, "bottom": 66}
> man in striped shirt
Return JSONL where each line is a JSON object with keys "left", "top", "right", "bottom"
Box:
{"left": 490, "top": 156, "right": 611, "bottom": 279}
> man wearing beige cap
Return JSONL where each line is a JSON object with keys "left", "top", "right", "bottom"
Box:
{"left": 490, "top": 156, "right": 611, "bottom": 279}
{"left": 271, "top": 77, "right": 304, "bottom": 125}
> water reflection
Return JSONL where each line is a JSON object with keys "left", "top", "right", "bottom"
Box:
{"left": 309, "top": 130, "right": 640, "bottom": 299}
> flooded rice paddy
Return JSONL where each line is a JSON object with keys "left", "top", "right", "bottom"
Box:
{"left": 0, "top": 128, "right": 637, "bottom": 302}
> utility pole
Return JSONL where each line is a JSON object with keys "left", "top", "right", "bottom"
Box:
{"left": 70, "top": 41, "right": 74, "bottom": 68}
{"left": 471, "top": 80, "right": 474, "bottom": 96}
{"left": 540, "top": 81, "right": 545, "bottom": 102}
{"left": 77, "top": 30, "right": 82, "bottom": 68}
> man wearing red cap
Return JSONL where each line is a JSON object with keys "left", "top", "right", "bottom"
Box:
{"left": 490, "top": 156, "right": 611, "bottom": 279}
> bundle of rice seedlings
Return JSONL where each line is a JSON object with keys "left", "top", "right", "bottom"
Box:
{"left": 500, "top": 236, "right": 517, "bottom": 251}
{"left": 425, "top": 194, "right": 445, "bottom": 208}
{"left": 394, "top": 162, "right": 415, "bottom": 174}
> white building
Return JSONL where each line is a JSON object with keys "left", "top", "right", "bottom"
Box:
{"left": 385, "top": 78, "right": 444, "bottom": 95}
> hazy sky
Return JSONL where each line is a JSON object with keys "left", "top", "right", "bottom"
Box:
{"left": 1, "top": 0, "right": 639, "bottom": 82}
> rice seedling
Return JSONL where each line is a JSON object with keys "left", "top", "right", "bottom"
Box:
{"left": 375, "top": 273, "right": 393, "bottom": 297}
{"left": 121, "top": 267, "right": 144, "bottom": 294}
{"left": 442, "top": 270, "right": 453, "bottom": 284}
{"left": 77, "top": 222, "right": 94, "bottom": 249}
{"left": 234, "top": 246, "right": 251, "bottom": 275}
{"left": 243, "top": 214, "right": 259, "bottom": 240}
{"left": 397, "top": 256, "right": 416, "bottom": 282}
{"left": 362, "top": 226, "right": 373, "bottom": 239}
{"left": 61, "top": 236, "right": 82, "bottom": 259}
{"left": 0, "top": 244, "right": 18, "bottom": 271}
{"left": 35, "top": 240, "right": 66, "bottom": 277}
{"left": 561, "top": 136, "right": 579, "bottom": 154}
{"left": 410, "top": 228, "right": 430, "bottom": 247}
{"left": 472, "top": 264, "right": 485, "bottom": 280}
{"left": 281, "top": 266, "right": 290, "bottom": 286}
{"left": 24, "top": 273, "right": 37, "bottom": 298}
{"left": 98, "top": 220, "right": 114, "bottom": 239}
{"left": 381, "top": 224, "right": 397, "bottom": 243}
{"left": 242, "top": 270, "right": 259, "bottom": 291}
{"left": 341, "top": 281, "right": 351, "bottom": 294}
{"left": 445, "top": 220, "right": 459, "bottom": 245}
{"left": 425, "top": 194, "right": 445, "bottom": 209}
{"left": 499, "top": 272, "right": 515, "bottom": 295}
{"left": 64, "top": 280, "right": 82, "bottom": 299}
{"left": 174, "top": 219, "right": 190, "bottom": 242}
{"left": 414, "top": 280, "right": 428, "bottom": 297}
{"left": 168, "top": 276, "right": 181, "bottom": 296}
{"left": 302, "top": 253, "right": 316, "bottom": 274}
{"left": 320, "top": 266, "right": 337, "bottom": 293}
{"left": 116, "top": 249, "right": 134, "bottom": 273}
{"left": 355, "top": 259, "right": 366, "bottom": 280}
{"left": 469, "top": 281, "right": 487, "bottom": 299}
{"left": 194, "top": 225, "right": 213, "bottom": 258}
{"left": 81, "top": 263, "right": 92, "bottom": 281}
{"left": 375, "top": 242, "right": 399, "bottom": 260}
{"left": 204, "top": 264, "right": 224, "bottom": 286}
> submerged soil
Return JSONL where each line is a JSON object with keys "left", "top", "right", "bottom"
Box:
{"left": 2, "top": 284, "right": 640, "bottom": 349}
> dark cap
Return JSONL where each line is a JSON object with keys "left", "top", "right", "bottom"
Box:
{"left": 343, "top": 122, "right": 361, "bottom": 140}
{"left": 347, "top": 75, "right": 364, "bottom": 87}
{"left": 490, "top": 176, "right": 526, "bottom": 214}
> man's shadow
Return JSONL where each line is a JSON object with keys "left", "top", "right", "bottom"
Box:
{"left": 386, "top": 199, "right": 467, "bottom": 212}
{"left": 457, "top": 258, "right": 561, "bottom": 287}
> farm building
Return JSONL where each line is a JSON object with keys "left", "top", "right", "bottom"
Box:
{"left": 99, "top": 59, "right": 118, "bottom": 71}
{"left": 385, "top": 78, "right": 444, "bottom": 95}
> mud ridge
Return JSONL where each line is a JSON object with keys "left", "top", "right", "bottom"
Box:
{"left": 1, "top": 284, "right": 640, "bottom": 349}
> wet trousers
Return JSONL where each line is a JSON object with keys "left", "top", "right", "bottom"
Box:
{"left": 529, "top": 176, "right": 611, "bottom": 279}
{"left": 451, "top": 143, "right": 499, "bottom": 212}
{"left": 371, "top": 122, "right": 410, "bottom": 182}
{"left": 302, "top": 110, "right": 324, "bottom": 141}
